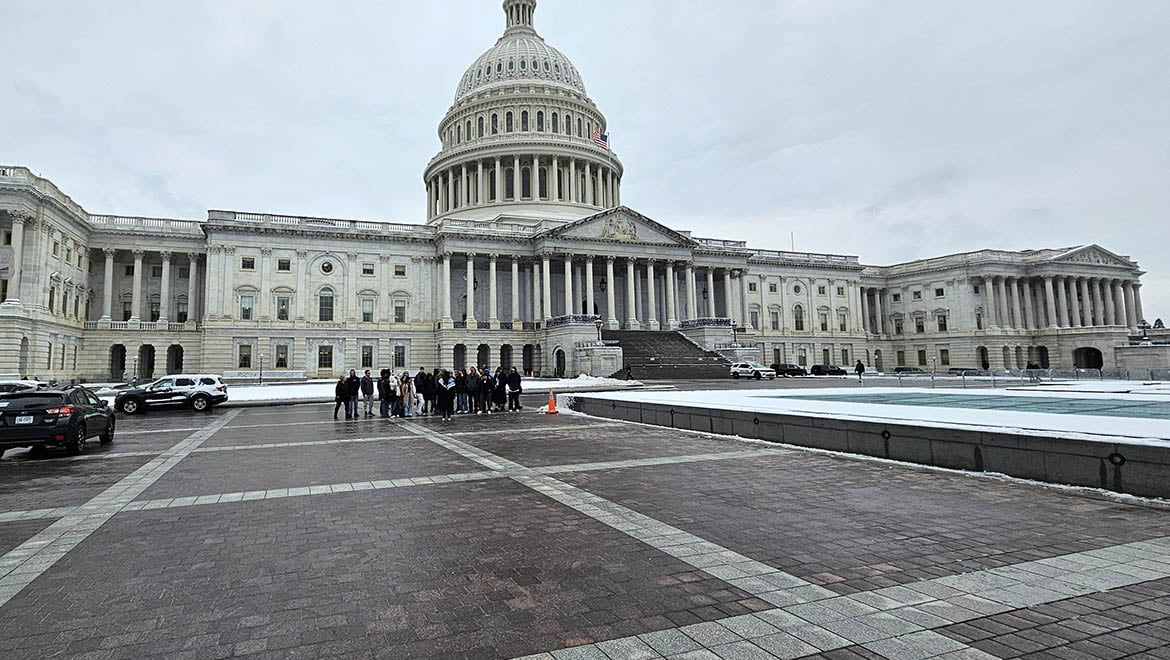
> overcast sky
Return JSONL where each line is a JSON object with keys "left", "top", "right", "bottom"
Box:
{"left": 3, "top": 1, "right": 1168, "bottom": 319}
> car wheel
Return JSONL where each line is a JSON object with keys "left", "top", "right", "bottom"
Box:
{"left": 190, "top": 395, "right": 211, "bottom": 412}
{"left": 731, "top": 372, "right": 739, "bottom": 379}
{"left": 120, "top": 398, "right": 141, "bottom": 415}
{"left": 769, "top": 375, "right": 776, "bottom": 380}
{"left": 100, "top": 417, "right": 115, "bottom": 444}
{"left": 66, "top": 424, "right": 86, "bottom": 456}
{"left": 753, "top": 371, "right": 761, "bottom": 380}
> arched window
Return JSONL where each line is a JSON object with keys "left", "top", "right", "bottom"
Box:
{"left": 465, "top": 120, "right": 471, "bottom": 140}
{"left": 587, "top": 121, "right": 592, "bottom": 138}
{"left": 505, "top": 168, "right": 515, "bottom": 199}
{"left": 477, "top": 116, "right": 484, "bottom": 138}
{"left": 521, "top": 167, "right": 532, "bottom": 198}
{"left": 491, "top": 113, "right": 499, "bottom": 135}
{"left": 319, "top": 287, "right": 335, "bottom": 322}
{"left": 496, "top": 62, "right": 502, "bottom": 74}
{"left": 456, "top": 124, "right": 461, "bottom": 144}
{"left": 551, "top": 112, "right": 559, "bottom": 133}
{"left": 521, "top": 111, "right": 529, "bottom": 131}
{"left": 506, "top": 112, "right": 514, "bottom": 132}
{"left": 536, "top": 111, "right": 544, "bottom": 132}
{"left": 508, "top": 59, "right": 514, "bottom": 72}
{"left": 793, "top": 305, "right": 805, "bottom": 331}
{"left": 577, "top": 117, "right": 583, "bottom": 137}
{"left": 564, "top": 113, "right": 571, "bottom": 135}
{"left": 519, "top": 59, "right": 526, "bottom": 70}
{"left": 488, "top": 169, "right": 497, "bottom": 201}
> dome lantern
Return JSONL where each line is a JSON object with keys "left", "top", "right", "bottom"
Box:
{"left": 503, "top": 0, "right": 538, "bottom": 35}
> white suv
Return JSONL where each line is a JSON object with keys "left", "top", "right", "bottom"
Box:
{"left": 115, "top": 375, "right": 229, "bottom": 414}
{"left": 730, "top": 362, "right": 777, "bottom": 380}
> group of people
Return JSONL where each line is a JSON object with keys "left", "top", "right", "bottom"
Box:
{"left": 333, "top": 366, "right": 524, "bottom": 422}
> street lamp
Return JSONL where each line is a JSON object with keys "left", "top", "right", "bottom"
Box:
{"left": 1139, "top": 320, "right": 1151, "bottom": 343}
{"left": 594, "top": 318, "right": 603, "bottom": 344}
{"left": 259, "top": 352, "right": 266, "bottom": 386}
{"left": 731, "top": 323, "right": 745, "bottom": 347}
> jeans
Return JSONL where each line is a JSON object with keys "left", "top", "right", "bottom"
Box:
{"left": 363, "top": 393, "right": 374, "bottom": 415}
{"left": 508, "top": 391, "right": 521, "bottom": 410}
{"left": 346, "top": 395, "right": 359, "bottom": 418}
{"left": 380, "top": 398, "right": 391, "bottom": 418}
{"left": 457, "top": 393, "right": 468, "bottom": 412}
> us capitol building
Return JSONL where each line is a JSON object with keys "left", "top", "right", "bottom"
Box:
{"left": 0, "top": 0, "right": 1155, "bottom": 381}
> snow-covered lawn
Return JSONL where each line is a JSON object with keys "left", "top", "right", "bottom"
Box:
{"left": 565, "top": 387, "right": 1170, "bottom": 447}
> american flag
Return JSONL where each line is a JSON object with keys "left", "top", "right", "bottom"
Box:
{"left": 592, "top": 130, "right": 609, "bottom": 149}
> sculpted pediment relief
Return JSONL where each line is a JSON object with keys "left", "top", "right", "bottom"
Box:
{"left": 1052, "top": 245, "right": 1133, "bottom": 268}
{"left": 544, "top": 207, "right": 696, "bottom": 247}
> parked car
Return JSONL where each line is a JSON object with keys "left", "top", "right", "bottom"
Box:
{"left": 0, "top": 386, "right": 115, "bottom": 457}
{"left": 810, "top": 364, "right": 847, "bottom": 376}
{"left": 893, "top": 366, "right": 926, "bottom": 374}
{"left": 730, "top": 362, "right": 777, "bottom": 379}
{"left": 770, "top": 363, "right": 807, "bottom": 377}
{"left": 115, "top": 375, "right": 229, "bottom": 414}
{"left": 0, "top": 381, "right": 44, "bottom": 394}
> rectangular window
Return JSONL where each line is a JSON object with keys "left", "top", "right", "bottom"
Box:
{"left": 973, "top": 285, "right": 981, "bottom": 294}
{"left": 896, "top": 350, "right": 906, "bottom": 367}
{"left": 240, "top": 295, "right": 254, "bottom": 320}
{"left": 822, "top": 348, "right": 831, "bottom": 365}
{"left": 891, "top": 293, "right": 901, "bottom": 303}
{"left": 817, "top": 286, "right": 826, "bottom": 296}
{"left": 0, "top": 279, "right": 7, "bottom": 301}
{"left": 151, "top": 266, "right": 162, "bottom": 278}
{"left": 275, "top": 344, "right": 289, "bottom": 369}
{"left": 912, "top": 290, "right": 923, "bottom": 301}
{"left": 149, "top": 302, "right": 160, "bottom": 322}
{"left": 917, "top": 349, "right": 928, "bottom": 367}
{"left": 52, "top": 241, "right": 60, "bottom": 257}
{"left": 937, "top": 316, "right": 948, "bottom": 332}
{"left": 361, "top": 263, "right": 375, "bottom": 276}
{"left": 394, "top": 300, "right": 407, "bottom": 323}
{"left": 48, "top": 288, "right": 55, "bottom": 312}
{"left": 241, "top": 257, "right": 255, "bottom": 270}
{"left": 976, "top": 313, "right": 984, "bottom": 330}
{"left": 842, "top": 348, "right": 849, "bottom": 365}
{"left": 394, "top": 264, "right": 407, "bottom": 277}
{"left": 318, "top": 345, "right": 333, "bottom": 369}
{"left": 277, "top": 259, "right": 291, "bottom": 272}
{"left": 838, "top": 313, "right": 847, "bottom": 332}
{"left": 819, "top": 312, "right": 828, "bottom": 332}
{"left": 177, "top": 302, "right": 188, "bottom": 323}
{"left": 913, "top": 318, "right": 923, "bottom": 333}
{"left": 361, "top": 346, "right": 374, "bottom": 369}
{"left": 276, "top": 296, "right": 290, "bottom": 321}
{"left": 65, "top": 248, "right": 72, "bottom": 263}
{"left": 940, "top": 349, "right": 951, "bottom": 366}
{"left": 361, "top": 298, "right": 374, "bottom": 323}
{"left": 768, "top": 283, "right": 777, "bottom": 294}
{"left": 238, "top": 345, "right": 252, "bottom": 369}
{"left": 837, "top": 286, "right": 845, "bottom": 297}
{"left": 797, "top": 346, "right": 807, "bottom": 367}
{"left": 895, "top": 319, "right": 904, "bottom": 335}
{"left": 319, "top": 294, "right": 334, "bottom": 322}
{"left": 2, "top": 231, "right": 10, "bottom": 245}
{"left": 770, "top": 311, "right": 779, "bottom": 330}
{"left": 393, "top": 345, "right": 406, "bottom": 368}
{"left": 749, "top": 311, "right": 759, "bottom": 328}
{"left": 124, "top": 265, "right": 134, "bottom": 276}
{"left": 935, "top": 288, "right": 945, "bottom": 298}
{"left": 748, "top": 282, "right": 757, "bottom": 293}
{"left": 122, "top": 301, "right": 132, "bottom": 321}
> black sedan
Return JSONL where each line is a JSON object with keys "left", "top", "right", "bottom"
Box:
{"left": 770, "top": 363, "right": 808, "bottom": 377}
{"left": 0, "top": 386, "right": 115, "bottom": 458}
{"left": 810, "top": 364, "right": 848, "bottom": 376}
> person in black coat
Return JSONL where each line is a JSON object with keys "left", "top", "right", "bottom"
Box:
{"left": 333, "top": 375, "right": 348, "bottom": 420}
{"left": 492, "top": 368, "right": 507, "bottom": 412}
{"left": 477, "top": 371, "right": 493, "bottom": 415}
{"left": 345, "top": 370, "right": 361, "bottom": 419}
{"left": 436, "top": 370, "right": 456, "bottom": 421}
{"left": 506, "top": 367, "right": 523, "bottom": 411}
{"left": 377, "top": 369, "right": 396, "bottom": 418}
{"left": 466, "top": 368, "right": 480, "bottom": 414}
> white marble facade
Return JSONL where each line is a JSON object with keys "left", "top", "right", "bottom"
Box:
{"left": 0, "top": 1, "right": 1151, "bottom": 380}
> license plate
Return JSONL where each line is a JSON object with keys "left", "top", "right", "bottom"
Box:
{"left": 14, "top": 415, "right": 35, "bottom": 425}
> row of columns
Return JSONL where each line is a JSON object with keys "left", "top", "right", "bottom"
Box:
{"left": 427, "top": 155, "right": 620, "bottom": 218}
{"left": 984, "top": 275, "right": 1142, "bottom": 331}
{"left": 99, "top": 249, "right": 201, "bottom": 324}
{"left": 438, "top": 253, "right": 752, "bottom": 330}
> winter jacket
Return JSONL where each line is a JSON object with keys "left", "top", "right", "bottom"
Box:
{"left": 436, "top": 377, "right": 456, "bottom": 407}
{"left": 492, "top": 376, "right": 507, "bottom": 405}
{"left": 334, "top": 381, "right": 348, "bottom": 402}
{"left": 454, "top": 374, "right": 467, "bottom": 394}
{"left": 377, "top": 377, "right": 395, "bottom": 401}
{"left": 346, "top": 376, "right": 361, "bottom": 396}
{"left": 506, "top": 372, "right": 522, "bottom": 392}
{"left": 398, "top": 379, "right": 416, "bottom": 402}
{"left": 360, "top": 376, "right": 374, "bottom": 395}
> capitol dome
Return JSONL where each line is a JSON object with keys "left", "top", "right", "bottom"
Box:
{"left": 423, "top": 0, "right": 624, "bottom": 225}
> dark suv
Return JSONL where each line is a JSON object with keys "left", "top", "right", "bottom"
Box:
{"left": 115, "top": 374, "right": 228, "bottom": 414}
{"left": 770, "top": 363, "right": 808, "bottom": 377}
{"left": 810, "top": 365, "right": 848, "bottom": 376}
{"left": 0, "top": 386, "right": 115, "bottom": 458}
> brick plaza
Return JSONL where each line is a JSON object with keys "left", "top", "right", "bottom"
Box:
{"left": 2, "top": 401, "right": 1169, "bottom": 659}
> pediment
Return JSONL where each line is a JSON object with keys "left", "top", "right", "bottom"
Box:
{"left": 1050, "top": 245, "right": 1135, "bottom": 268}
{"left": 540, "top": 207, "right": 697, "bottom": 247}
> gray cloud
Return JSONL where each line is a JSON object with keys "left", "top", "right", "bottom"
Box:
{"left": 2, "top": 0, "right": 1167, "bottom": 318}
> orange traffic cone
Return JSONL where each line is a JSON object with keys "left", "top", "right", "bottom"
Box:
{"left": 545, "top": 389, "right": 558, "bottom": 414}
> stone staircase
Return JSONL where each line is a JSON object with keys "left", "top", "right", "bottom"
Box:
{"left": 602, "top": 330, "right": 730, "bottom": 380}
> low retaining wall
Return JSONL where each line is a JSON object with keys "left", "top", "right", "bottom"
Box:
{"left": 568, "top": 396, "right": 1170, "bottom": 500}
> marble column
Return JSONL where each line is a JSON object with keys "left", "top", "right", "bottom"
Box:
{"left": 626, "top": 259, "right": 638, "bottom": 329}
{"left": 996, "top": 277, "right": 1011, "bottom": 329}
{"left": 185, "top": 253, "right": 199, "bottom": 323}
{"left": 585, "top": 258, "right": 595, "bottom": 317}
{"left": 684, "top": 262, "right": 696, "bottom": 321}
{"left": 1043, "top": 276, "right": 1057, "bottom": 328}
{"left": 722, "top": 269, "right": 734, "bottom": 322}
{"left": 511, "top": 258, "right": 520, "bottom": 324}
{"left": 646, "top": 260, "right": 659, "bottom": 330}
{"left": 874, "top": 288, "right": 885, "bottom": 335}
{"left": 441, "top": 253, "right": 453, "bottom": 321}
{"left": 158, "top": 251, "right": 172, "bottom": 322}
{"left": 738, "top": 271, "right": 751, "bottom": 329}
{"left": 1054, "top": 277, "right": 1069, "bottom": 327}
{"left": 465, "top": 253, "right": 476, "bottom": 325}
{"left": 1090, "top": 278, "right": 1104, "bottom": 326}
{"left": 477, "top": 161, "right": 484, "bottom": 205}
{"left": 551, "top": 157, "right": 560, "bottom": 201}
{"left": 569, "top": 160, "right": 577, "bottom": 203}
{"left": 1077, "top": 278, "right": 1091, "bottom": 326}
{"left": 705, "top": 268, "right": 716, "bottom": 317}
{"left": 531, "top": 262, "right": 540, "bottom": 323}
{"left": 494, "top": 157, "right": 503, "bottom": 202}
{"left": 860, "top": 288, "right": 870, "bottom": 333}
{"left": 512, "top": 156, "right": 520, "bottom": 201}
{"left": 130, "top": 249, "right": 144, "bottom": 322}
{"left": 541, "top": 255, "right": 553, "bottom": 321}
{"left": 2, "top": 212, "right": 28, "bottom": 304}
{"left": 585, "top": 162, "right": 593, "bottom": 205}
{"left": 665, "top": 261, "right": 677, "bottom": 329}
{"left": 1009, "top": 278, "right": 1023, "bottom": 330}
{"left": 1113, "top": 280, "right": 1126, "bottom": 329}
{"left": 606, "top": 256, "right": 618, "bottom": 329}
{"left": 1134, "top": 283, "right": 1144, "bottom": 325}
{"left": 101, "top": 248, "right": 115, "bottom": 320}
{"left": 563, "top": 256, "right": 573, "bottom": 317}
{"left": 1102, "top": 278, "right": 1116, "bottom": 326}
{"left": 1068, "top": 278, "right": 1082, "bottom": 327}
{"left": 1020, "top": 279, "right": 1034, "bottom": 330}
{"left": 1122, "top": 281, "right": 1137, "bottom": 329}
{"left": 983, "top": 276, "right": 997, "bottom": 328}
{"left": 488, "top": 254, "right": 499, "bottom": 328}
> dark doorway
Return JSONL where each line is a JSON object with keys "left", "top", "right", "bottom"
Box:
{"left": 167, "top": 345, "right": 184, "bottom": 375}
{"left": 136, "top": 345, "right": 155, "bottom": 381}
{"left": 109, "top": 344, "right": 126, "bottom": 381}
{"left": 1073, "top": 347, "right": 1103, "bottom": 369}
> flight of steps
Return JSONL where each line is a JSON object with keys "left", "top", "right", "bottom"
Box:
{"left": 602, "top": 330, "right": 730, "bottom": 380}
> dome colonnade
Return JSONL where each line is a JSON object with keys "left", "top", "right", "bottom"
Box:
{"left": 423, "top": 0, "right": 622, "bottom": 221}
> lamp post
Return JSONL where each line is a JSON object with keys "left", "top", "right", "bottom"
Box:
{"left": 259, "top": 352, "right": 266, "bottom": 386}
{"left": 1139, "top": 320, "right": 1151, "bottom": 343}
{"left": 731, "top": 323, "right": 745, "bottom": 348}
{"left": 594, "top": 318, "right": 603, "bottom": 344}
{"left": 130, "top": 355, "right": 139, "bottom": 385}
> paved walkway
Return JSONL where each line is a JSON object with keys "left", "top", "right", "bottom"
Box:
{"left": 1, "top": 404, "right": 1168, "bottom": 658}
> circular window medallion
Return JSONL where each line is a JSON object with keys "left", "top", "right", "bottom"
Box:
{"left": 320, "top": 261, "right": 334, "bottom": 275}
{"left": 793, "top": 284, "right": 802, "bottom": 294}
